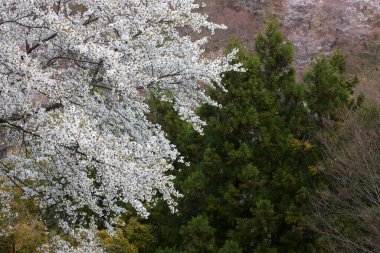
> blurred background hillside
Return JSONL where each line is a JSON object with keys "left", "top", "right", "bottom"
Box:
{"left": 198, "top": 0, "right": 380, "bottom": 101}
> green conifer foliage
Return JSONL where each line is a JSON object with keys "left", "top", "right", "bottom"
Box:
{"left": 304, "top": 52, "right": 361, "bottom": 122}
{"left": 180, "top": 215, "right": 217, "bottom": 253}
{"left": 197, "top": 23, "right": 316, "bottom": 252}
{"left": 147, "top": 22, "right": 360, "bottom": 253}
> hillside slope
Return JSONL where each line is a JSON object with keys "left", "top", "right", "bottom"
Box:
{"left": 200, "top": 0, "right": 380, "bottom": 101}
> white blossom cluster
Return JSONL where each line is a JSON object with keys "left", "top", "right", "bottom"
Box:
{"left": 39, "top": 228, "right": 105, "bottom": 253}
{"left": 0, "top": 0, "right": 240, "bottom": 234}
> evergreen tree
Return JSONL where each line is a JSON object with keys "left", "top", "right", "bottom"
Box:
{"left": 199, "top": 22, "right": 316, "bottom": 252}
{"left": 148, "top": 23, "right": 318, "bottom": 253}
{"left": 304, "top": 52, "right": 362, "bottom": 122}
{"left": 147, "top": 22, "right": 361, "bottom": 253}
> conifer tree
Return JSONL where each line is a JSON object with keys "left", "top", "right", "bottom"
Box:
{"left": 149, "top": 22, "right": 318, "bottom": 253}
{"left": 147, "top": 22, "right": 361, "bottom": 253}
{"left": 304, "top": 52, "right": 361, "bottom": 122}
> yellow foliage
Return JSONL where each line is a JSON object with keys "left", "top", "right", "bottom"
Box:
{"left": 303, "top": 141, "right": 313, "bottom": 150}
{"left": 99, "top": 217, "right": 155, "bottom": 253}
{"left": 308, "top": 165, "right": 318, "bottom": 175}
{"left": 0, "top": 185, "right": 49, "bottom": 253}
{"left": 291, "top": 139, "right": 314, "bottom": 151}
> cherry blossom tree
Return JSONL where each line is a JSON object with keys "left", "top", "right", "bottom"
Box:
{"left": 0, "top": 0, "right": 240, "bottom": 236}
